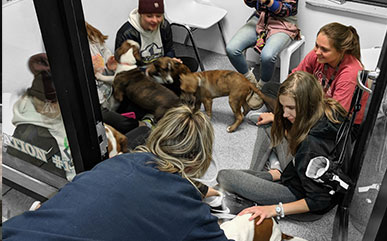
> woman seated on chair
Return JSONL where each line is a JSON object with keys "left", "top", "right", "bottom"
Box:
{"left": 248, "top": 22, "right": 368, "bottom": 139}
{"left": 226, "top": 0, "right": 300, "bottom": 110}
{"left": 217, "top": 71, "right": 348, "bottom": 223}
{"left": 291, "top": 22, "right": 368, "bottom": 130}
{"left": 3, "top": 105, "right": 232, "bottom": 240}
{"left": 115, "top": 0, "right": 198, "bottom": 72}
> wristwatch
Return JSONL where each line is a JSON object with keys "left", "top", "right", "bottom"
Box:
{"left": 275, "top": 202, "right": 285, "bottom": 220}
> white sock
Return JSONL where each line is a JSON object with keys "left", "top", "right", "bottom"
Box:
{"left": 244, "top": 70, "right": 257, "bottom": 84}
{"left": 257, "top": 79, "right": 265, "bottom": 88}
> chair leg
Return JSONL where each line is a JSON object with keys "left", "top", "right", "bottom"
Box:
{"left": 184, "top": 28, "right": 197, "bottom": 46}
{"left": 183, "top": 26, "right": 205, "bottom": 71}
{"left": 333, "top": 205, "right": 349, "bottom": 241}
{"left": 184, "top": 33, "right": 190, "bottom": 46}
{"left": 280, "top": 50, "right": 291, "bottom": 83}
{"left": 217, "top": 21, "right": 227, "bottom": 50}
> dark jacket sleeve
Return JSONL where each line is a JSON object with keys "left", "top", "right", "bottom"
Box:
{"left": 160, "top": 19, "right": 175, "bottom": 57}
{"left": 115, "top": 21, "right": 141, "bottom": 51}
{"left": 253, "top": 0, "right": 298, "bottom": 18}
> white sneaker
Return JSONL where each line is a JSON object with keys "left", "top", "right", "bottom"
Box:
{"left": 29, "top": 201, "right": 41, "bottom": 211}
{"left": 246, "top": 111, "right": 263, "bottom": 125}
{"left": 203, "top": 192, "right": 224, "bottom": 207}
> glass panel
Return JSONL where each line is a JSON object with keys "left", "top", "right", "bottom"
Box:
{"left": 3, "top": 0, "right": 75, "bottom": 181}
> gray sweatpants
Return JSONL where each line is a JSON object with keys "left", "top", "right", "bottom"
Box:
{"left": 217, "top": 124, "right": 296, "bottom": 204}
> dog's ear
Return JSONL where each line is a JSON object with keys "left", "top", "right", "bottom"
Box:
{"left": 117, "top": 133, "right": 129, "bottom": 153}
{"left": 114, "top": 43, "right": 126, "bottom": 64}
{"left": 154, "top": 60, "right": 161, "bottom": 69}
{"left": 132, "top": 47, "right": 141, "bottom": 62}
{"left": 146, "top": 63, "right": 156, "bottom": 76}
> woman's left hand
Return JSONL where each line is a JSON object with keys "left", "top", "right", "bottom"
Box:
{"left": 238, "top": 205, "right": 276, "bottom": 225}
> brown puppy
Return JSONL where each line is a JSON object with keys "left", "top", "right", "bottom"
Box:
{"left": 146, "top": 57, "right": 191, "bottom": 96}
{"left": 252, "top": 217, "right": 297, "bottom": 241}
{"left": 113, "top": 68, "right": 180, "bottom": 121}
{"left": 180, "top": 70, "right": 265, "bottom": 132}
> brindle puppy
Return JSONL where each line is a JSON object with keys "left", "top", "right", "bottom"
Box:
{"left": 180, "top": 70, "right": 266, "bottom": 132}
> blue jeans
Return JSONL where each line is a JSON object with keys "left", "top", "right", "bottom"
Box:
{"left": 226, "top": 16, "right": 292, "bottom": 82}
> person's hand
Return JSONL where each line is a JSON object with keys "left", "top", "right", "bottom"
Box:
{"left": 256, "top": 112, "right": 274, "bottom": 125}
{"left": 238, "top": 205, "right": 276, "bottom": 225}
{"left": 171, "top": 57, "right": 183, "bottom": 64}
{"left": 92, "top": 55, "right": 105, "bottom": 74}
{"left": 107, "top": 56, "right": 117, "bottom": 71}
{"left": 268, "top": 169, "right": 281, "bottom": 181}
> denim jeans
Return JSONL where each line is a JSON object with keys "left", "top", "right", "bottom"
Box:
{"left": 226, "top": 16, "right": 292, "bottom": 82}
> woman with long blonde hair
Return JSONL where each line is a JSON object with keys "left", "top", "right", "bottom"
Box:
{"left": 4, "top": 105, "right": 233, "bottom": 240}
{"left": 217, "top": 71, "right": 347, "bottom": 224}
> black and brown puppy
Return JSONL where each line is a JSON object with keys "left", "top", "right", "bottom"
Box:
{"left": 113, "top": 68, "right": 180, "bottom": 121}
{"left": 180, "top": 70, "right": 266, "bottom": 132}
{"left": 146, "top": 57, "right": 191, "bottom": 96}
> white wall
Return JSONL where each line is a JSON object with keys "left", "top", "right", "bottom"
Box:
{"left": 170, "top": 0, "right": 387, "bottom": 63}
{"left": 80, "top": 0, "right": 387, "bottom": 64}
{"left": 297, "top": 0, "right": 387, "bottom": 57}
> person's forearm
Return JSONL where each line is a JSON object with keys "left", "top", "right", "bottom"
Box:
{"left": 282, "top": 199, "right": 309, "bottom": 216}
{"left": 266, "top": 0, "right": 298, "bottom": 17}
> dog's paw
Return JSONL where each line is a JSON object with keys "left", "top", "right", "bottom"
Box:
{"left": 226, "top": 126, "right": 234, "bottom": 133}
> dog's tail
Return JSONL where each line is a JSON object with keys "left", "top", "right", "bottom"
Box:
{"left": 248, "top": 82, "right": 277, "bottom": 112}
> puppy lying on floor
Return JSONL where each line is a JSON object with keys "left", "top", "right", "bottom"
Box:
{"left": 220, "top": 214, "right": 307, "bottom": 241}
{"left": 113, "top": 68, "right": 180, "bottom": 121}
{"left": 180, "top": 70, "right": 266, "bottom": 132}
{"left": 98, "top": 39, "right": 180, "bottom": 121}
{"left": 146, "top": 56, "right": 191, "bottom": 96}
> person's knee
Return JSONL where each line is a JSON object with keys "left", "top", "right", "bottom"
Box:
{"left": 216, "top": 169, "right": 233, "bottom": 188}
{"left": 260, "top": 50, "right": 278, "bottom": 64}
{"left": 225, "top": 42, "right": 241, "bottom": 58}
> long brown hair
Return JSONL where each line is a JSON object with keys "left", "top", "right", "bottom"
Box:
{"left": 318, "top": 22, "right": 361, "bottom": 62}
{"left": 271, "top": 71, "right": 347, "bottom": 155}
{"left": 85, "top": 22, "right": 108, "bottom": 44}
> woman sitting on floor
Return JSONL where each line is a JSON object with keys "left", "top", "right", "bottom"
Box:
{"left": 217, "top": 71, "right": 348, "bottom": 224}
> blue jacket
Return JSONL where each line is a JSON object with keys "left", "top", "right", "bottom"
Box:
{"left": 3, "top": 152, "right": 229, "bottom": 241}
